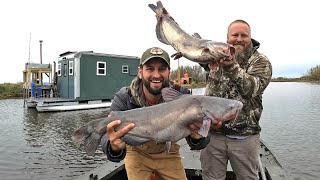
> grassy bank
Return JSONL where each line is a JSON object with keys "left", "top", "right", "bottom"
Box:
{"left": 271, "top": 77, "right": 320, "bottom": 83}
{"left": 0, "top": 83, "right": 23, "bottom": 99}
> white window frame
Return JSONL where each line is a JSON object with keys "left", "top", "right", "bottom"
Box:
{"left": 97, "top": 61, "right": 106, "bottom": 76}
{"left": 69, "top": 61, "right": 74, "bottom": 75}
{"left": 57, "top": 63, "right": 61, "bottom": 76}
{"left": 122, "top": 65, "right": 129, "bottom": 74}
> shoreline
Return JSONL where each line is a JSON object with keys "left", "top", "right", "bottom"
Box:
{"left": 1, "top": 81, "right": 319, "bottom": 99}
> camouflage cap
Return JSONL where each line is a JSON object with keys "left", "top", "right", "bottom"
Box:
{"left": 140, "top": 47, "right": 170, "bottom": 66}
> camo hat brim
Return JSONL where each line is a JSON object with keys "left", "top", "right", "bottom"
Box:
{"left": 140, "top": 47, "right": 170, "bottom": 66}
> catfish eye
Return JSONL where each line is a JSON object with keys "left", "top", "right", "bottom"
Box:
{"left": 228, "top": 104, "right": 235, "bottom": 110}
{"left": 201, "top": 48, "right": 211, "bottom": 56}
{"left": 203, "top": 48, "right": 210, "bottom": 53}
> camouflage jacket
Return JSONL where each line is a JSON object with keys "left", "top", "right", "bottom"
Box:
{"left": 204, "top": 39, "right": 272, "bottom": 135}
{"left": 102, "top": 77, "right": 209, "bottom": 162}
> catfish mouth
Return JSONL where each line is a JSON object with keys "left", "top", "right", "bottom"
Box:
{"left": 226, "top": 106, "right": 241, "bottom": 121}
{"left": 205, "top": 102, "right": 243, "bottom": 128}
{"left": 222, "top": 45, "right": 235, "bottom": 60}
{"left": 229, "top": 46, "right": 236, "bottom": 56}
{"left": 201, "top": 45, "right": 236, "bottom": 63}
{"left": 234, "top": 105, "right": 242, "bottom": 120}
{"left": 225, "top": 102, "right": 243, "bottom": 121}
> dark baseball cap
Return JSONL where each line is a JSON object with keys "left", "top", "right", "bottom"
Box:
{"left": 140, "top": 47, "right": 170, "bottom": 66}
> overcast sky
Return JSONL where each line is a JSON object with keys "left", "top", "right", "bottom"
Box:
{"left": 0, "top": 0, "right": 319, "bottom": 83}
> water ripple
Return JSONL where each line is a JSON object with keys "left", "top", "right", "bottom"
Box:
{"left": 0, "top": 99, "right": 110, "bottom": 180}
{"left": 1, "top": 82, "right": 320, "bottom": 179}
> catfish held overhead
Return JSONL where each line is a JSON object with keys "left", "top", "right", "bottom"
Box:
{"left": 72, "top": 88, "right": 243, "bottom": 156}
{"left": 148, "top": 1, "right": 235, "bottom": 64}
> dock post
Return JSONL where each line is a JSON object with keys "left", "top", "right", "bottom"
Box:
{"left": 23, "top": 87, "right": 25, "bottom": 108}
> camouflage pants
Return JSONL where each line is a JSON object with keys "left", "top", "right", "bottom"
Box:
{"left": 200, "top": 133, "right": 260, "bottom": 180}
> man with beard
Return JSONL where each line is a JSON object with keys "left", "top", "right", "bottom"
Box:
{"left": 101, "top": 47, "right": 210, "bottom": 180}
{"left": 198, "top": 20, "right": 272, "bottom": 180}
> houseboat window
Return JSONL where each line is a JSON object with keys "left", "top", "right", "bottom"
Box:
{"left": 122, "top": 65, "right": 129, "bottom": 74}
{"left": 58, "top": 63, "right": 61, "bottom": 76}
{"left": 97, "top": 61, "right": 106, "bottom": 75}
{"left": 64, "top": 64, "right": 67, "bottom": 77}
{"left": 69, "top": 61, "right": 74, "bottom": 75}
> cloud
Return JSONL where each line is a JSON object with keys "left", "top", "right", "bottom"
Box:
{"left": 0, "top": 0, "right": 319, "bottom": 83}
{"left": 272, "top": 63, "right": 319, "bottom": 78}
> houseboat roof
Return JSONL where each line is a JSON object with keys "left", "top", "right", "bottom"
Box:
{"left": 25, "top": 63, "right": 51, "bottom": 69}
{"left": 58, "top": 51, "right": 139, "bottom": 61}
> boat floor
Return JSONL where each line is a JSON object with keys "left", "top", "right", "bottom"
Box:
{"left": 75, "top": 139, "right": 293, "bottom": 180}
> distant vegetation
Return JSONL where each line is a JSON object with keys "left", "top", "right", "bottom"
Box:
{"left": 300, "top": 65, "right": 320, "bottom": 82}
{"left": 170, "top": 65, "right": 207, "bottom": 88}
{"left": 173, "top": 64, "right": 320, "bottom": 85}
{"left": 1, "top": 64, "right": 319, "bottom": 99}
{"left": 0, "top": 83, "right": 23, "bottom": 99}
{"left": 272, "top": 64, "right": 320, "bottom": 82}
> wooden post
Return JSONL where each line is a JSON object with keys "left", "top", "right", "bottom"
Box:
{"left": 23, "top": 87, "right": 25, "bottom": 108}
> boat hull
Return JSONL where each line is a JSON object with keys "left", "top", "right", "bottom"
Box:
{"left": 26, "top": 97, "right": 111, "bottom": 112}
{"left": 75, "top": 139, "right": 294, "bottom": 180}
{"left": 36, "top": 100, "right": 112, "bottom": 112}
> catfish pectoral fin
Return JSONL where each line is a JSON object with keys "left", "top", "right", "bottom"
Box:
{"left": 198, "top": 118, "right": 211, "bottom": 137}
{"left": 171, "top": 52, "right": 183, "bottom": 60}
{"left": 72, "top": 125, "right": 90, "bottom": 143}
{"left": 72, "top": 124, "right": 103, "bottom": 156}
{"left": 83, "top": 132, "right": 103, "bottom": 156}
{"left": 165, "top": 141, "right": 172, "bottom": 154}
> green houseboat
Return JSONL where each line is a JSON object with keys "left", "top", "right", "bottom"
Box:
{"left": 25, "top": 51, "right": 139, "bottom": 112}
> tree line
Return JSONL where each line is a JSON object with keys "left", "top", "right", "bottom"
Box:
{"left": 272, "top": 65, "right": 320, "bottom": 82}
{"left": 300, "top": 65, "right": 320, "bottom": 81}
{"left": 0, "top": 83, "right": 23, "bottom": 99}
{"left": 170, "top": 65, "right": 207, "bottom": 86}
{"left": 1, "top": 64, "right": 319, "bottom": 99}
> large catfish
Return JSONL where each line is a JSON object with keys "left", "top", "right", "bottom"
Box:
{"left": 148, "top": 1, "right": 235, "bottom": 64}
{"left": 72, "top": 88, "right": 243, "bottom": 155}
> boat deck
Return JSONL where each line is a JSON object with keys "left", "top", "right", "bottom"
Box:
{"left": 27, "top": 97, "right": 112, "bottom": 112}
{"left": 27, "top": 97, "right": 75, "bottom": 104}
{"left": 75, "top": 139, "right": 294, "bottom": 180}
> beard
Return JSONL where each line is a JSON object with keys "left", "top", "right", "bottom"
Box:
{"left": 141, "top": 76, "right": 170, "bottom": 95}
{"left": 234, "top": 42, "right": 254, "bottom": 65}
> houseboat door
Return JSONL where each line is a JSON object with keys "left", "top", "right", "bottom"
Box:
{"left": 63, "top": 60, "right": 75, "bottom": 99}
{"left": 67, "top": 60, "right": 74, "bottom": 99}
{"left": 59, "top": 61, "right": 74, "bottom": 99}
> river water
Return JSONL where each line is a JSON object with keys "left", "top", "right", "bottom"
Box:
{"left": 0, "top": 82, "right": 319, "bottom": 180}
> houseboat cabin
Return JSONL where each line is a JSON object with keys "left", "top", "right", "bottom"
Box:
{"left": 57, "top": 51, "right": 139, "bottom": 101}
{"left": 24, "top": 51, "right": 139, "bottom": 112}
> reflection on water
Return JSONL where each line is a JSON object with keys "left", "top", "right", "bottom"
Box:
{"left": 0, "top": 99, "right": 110, "bottom": 180}
{"left": 260, "top": 82, "right": 320, "bottom": 180}
{"left": 195, "top": 83, "right": 320, "bottom": 180}
{"left": 22, "top": 109, "right": 110, "bottom": 179}
{"left": 0, "top": 82, "right": 319, "bottom": 180}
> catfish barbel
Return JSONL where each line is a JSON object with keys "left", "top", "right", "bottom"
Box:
{"left": 148, "top": 1, "right": 235, "bottom": 64}
{"left": 72, "top": 88, "right": 243, "bottom": 155}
